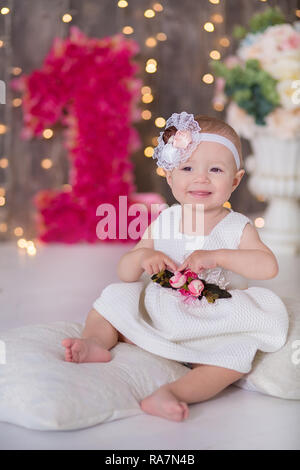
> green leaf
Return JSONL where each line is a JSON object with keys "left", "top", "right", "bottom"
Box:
{"left": 210, "top": 61, "right": 230, "bottom": 80}
{"left": 233, "top": 88, "right": 251, "bottom": 102}
{"left": 249, "top": 6, "right": 286, "bottom": 34}
{"left": 203, "top": 284, "right": 232, "bottom": 299}
{"left": 245, "top": 59, "right": 261, "bottom": 71}
{"left": 205, "top": 293, "right": 219, "bottom": 303}
{"left": 233, "top": 25, "right": 247, "bottom": 40}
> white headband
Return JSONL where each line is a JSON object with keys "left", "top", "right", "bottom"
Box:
{"left": 152, "top": 112, "right": 241, "bottom": 171}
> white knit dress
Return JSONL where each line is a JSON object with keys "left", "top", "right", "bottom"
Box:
{"left": 93, "top": 204, "right": 289, "bottom": 373}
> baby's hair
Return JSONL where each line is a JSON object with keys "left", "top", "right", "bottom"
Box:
{"left": 162, "top": 125, "right": 177, "bottom": 144}
{"left": 162, "top": 114, "right": 244, "bottom": 171}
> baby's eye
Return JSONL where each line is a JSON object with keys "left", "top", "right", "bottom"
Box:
{"left": 181, "top": 166, "right": 192, "bottom": 171}
{"left": 210, "top": 167, "right": 222, "bottom": 173}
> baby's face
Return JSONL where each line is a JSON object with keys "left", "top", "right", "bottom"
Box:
{"left": 166, "top": 141, "right": 245, "bottom": 210}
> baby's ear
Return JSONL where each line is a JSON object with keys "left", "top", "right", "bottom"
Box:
{"left": 232, "top": 168, "right": 245, "bottom": 190}
{"left": 237, "top": 168, "right": 245, "bottom": 182}
{"left": 165, "top": 170, "right": 172, "bottom": 186}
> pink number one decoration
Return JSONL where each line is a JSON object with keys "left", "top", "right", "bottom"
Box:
{"left": 12, "top": 27, "right": 165, "bottom": 243}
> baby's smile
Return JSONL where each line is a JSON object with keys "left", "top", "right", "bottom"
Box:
{"left": 188, "top": 190, "right": 212, "bottom": 198}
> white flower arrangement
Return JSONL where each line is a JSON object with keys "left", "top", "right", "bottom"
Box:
{"left": 212, "top": 7, "right": 300, "bottom": 140}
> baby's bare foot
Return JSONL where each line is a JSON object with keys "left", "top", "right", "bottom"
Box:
{"left": 140, "top": 384, "right": 189, "bottom": 422}
{"left": 62, "top": 338, "right": 112, "bottom": 363}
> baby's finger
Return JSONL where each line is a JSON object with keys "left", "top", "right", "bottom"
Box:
{"left": 177, "top": 260, "right": 188, "bottom": 272}
{"left": 163, "top": 256, "right": 177, "bottom": 273}
{"left": 143, "top": 262, "right": 155, "bottom": 275}
{"left": 166, "top": 265, "right": 176, "bottom": 273}
{"left": 144, "top": 266, "right": 153, "bottom": 275}
{"left": 194, "top": 266, "right": 204, "bottom": 275}
{"left": 152, "top": 263, "right": 161, "bottom": 274}
{"left": 158, "top": 263, "right": 165, "bottom": 273}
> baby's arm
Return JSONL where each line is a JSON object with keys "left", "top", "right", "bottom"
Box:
{"left": 217, "top": 223, "right": 279, "bottom": 280}
{"left": 117, "top": 221, "right": 155, "bottom": 282}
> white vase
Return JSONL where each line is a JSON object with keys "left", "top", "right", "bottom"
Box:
{"left": 246, "top": 135, "right": 300, "bottom": 255}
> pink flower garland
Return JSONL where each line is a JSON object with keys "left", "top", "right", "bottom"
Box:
{"left": 11, "top": 27, "right": 164, "bottom": 243}
{"left": 151, "top": 268, "right": 232, "bottom": 305}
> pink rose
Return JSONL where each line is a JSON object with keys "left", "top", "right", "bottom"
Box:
{"left": 173, "top": 130, "right": 192, "bottom": 149}
{"left": 169, "top": 271, "right": 187, "bottom": 288}
{"left": 183, "top": 268, "right": 198, "bottom": 279}
{"left": 282, "top": 34, "right": 300, "bottom": 50}
{"left": 178, "top": 288, "right": 191, "bottom": 297}
{"left": 188, "top": 279, "right": 205, "bottom": 297}
{"left": 224, "top": 55, "right": 242, "bottom": 69}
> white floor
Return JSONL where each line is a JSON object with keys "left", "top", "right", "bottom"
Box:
{"left": 0, "top": 240, "right": 300, "bottom": 450}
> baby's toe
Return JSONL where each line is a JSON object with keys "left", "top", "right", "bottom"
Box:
{"left": 71, "top": 346, "right": 80, "bottom": 363}
{"left": 62, "top": 338, "right": 74, "bottom": 348}
{"left": 64, "top": 349, "right": 73, "bottom": 362}
{"left": 71, "top": 341, "right": 85, "bottom": 363}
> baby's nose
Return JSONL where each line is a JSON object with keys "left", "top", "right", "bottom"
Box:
{"left": 193, "top": 172, "right": 210, "bottom": 182}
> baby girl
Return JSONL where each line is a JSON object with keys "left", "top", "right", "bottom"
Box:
{"left": 62, "top": 112, "right": 288, "bottom": 422}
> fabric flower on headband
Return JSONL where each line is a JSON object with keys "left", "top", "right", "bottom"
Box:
{"left": 152, "top": 112, "right": 203, "bottom": 171}
{"left": 173, "top": 130, "right": 192, "bottom": 149}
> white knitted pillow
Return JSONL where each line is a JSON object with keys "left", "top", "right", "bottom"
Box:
{"left": 0, "top": 300, "right": 299, "bottom": 431}
{"left": 0, "top": 322, "right": 188, "bottom": 431}
{"left": 234, "top": 296, "right": 300, "bottom": 399}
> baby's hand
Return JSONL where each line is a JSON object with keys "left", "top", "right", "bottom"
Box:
{"left": 177, "top": 250, "right": 219, "bottom": 274}
{"left": 140, "top": 249, "right": 178, "bottom": 276}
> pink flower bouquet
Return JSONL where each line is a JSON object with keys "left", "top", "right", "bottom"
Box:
{"left": 151, "top": 268, "right": 232, "bottom": 304}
